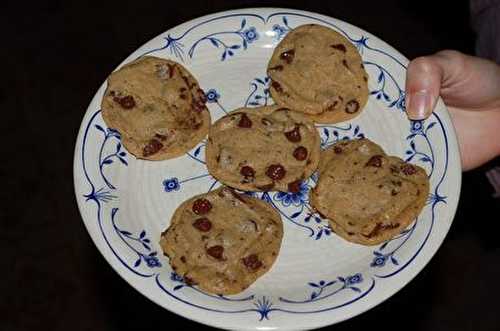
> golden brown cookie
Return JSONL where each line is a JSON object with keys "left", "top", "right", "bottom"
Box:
{"left": 160, "top": 187, "right": 283, "bottom": 295}
{"left": 267, "top": 24, "right": 369, "bottom": 123}
{"left": 310, "top": 139, "right": 429, "bottom": 245}
{"left": 205, "top": 105, "right": 321, "bottom": 192}
{"left": 101, "top": 56, "right": 210, "bottom": 160}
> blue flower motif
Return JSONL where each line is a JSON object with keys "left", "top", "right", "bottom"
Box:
{"left": 144, "top": 255, "right": 162, "bottom": 268}
{"left": 272, "top": 24, "right": 287, "bottom": 40}
{"left": 394, "top": 92, "right": 406, "bottom": 111}
{"left": 427, "top": 192, "right": 447, "bottom": 205}
{"left": 254, "top": 296, "right": 273, "bottom": 321}
{"left": 346, "top": 273, "right": 363, "bottom": 285}
{"left": 352, "top": 36, "right": 369, "bottom": 53}
{"left": 370, "top": 255, "right": 387, "bottom": 267}
{"left": 170, "top": 272, "right": 183, "bottom": 282}
{"left": 243, "top": 27, "right": 259, "bottom": 43}
{"left": 410, "top": 120, "right": 423, "bottom": 134}
{"left": 273, "top": 181, "right": 309, "bottom": 207}
{"left": 163, "top": 177, "right": 180, "bottom": 192}
{"left": 205, "top": 89, "right": 220, "bottom": 103}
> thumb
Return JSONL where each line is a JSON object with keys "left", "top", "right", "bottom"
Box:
{"left": 405, "top": 55, "right": 444, "bottom": 120}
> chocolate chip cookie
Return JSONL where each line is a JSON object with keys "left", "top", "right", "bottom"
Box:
{"left": 267, "top": 24, "right": 369, "bottom": 123}
{"left": 310, "top": 138, "right": 429, "bottom": 245}
{"left": 205, "top": 105, "right": 321, "bottom": 192}
{"left": 101, "top": 56, "right": 210, "bottom": 160}
{"left": 160, "top": 186, "right": 283, "bottom": 295}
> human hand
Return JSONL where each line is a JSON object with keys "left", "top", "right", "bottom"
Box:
{"left": 405, "top": 50, "right": 500, "bottom": 171}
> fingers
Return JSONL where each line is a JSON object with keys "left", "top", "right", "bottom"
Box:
{"left": 405, "top": 55, "right": 444, "bottom": 120}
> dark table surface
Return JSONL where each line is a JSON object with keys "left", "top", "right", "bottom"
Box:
{"left": 3, "top": 1, "right": 500, "bottom": 330}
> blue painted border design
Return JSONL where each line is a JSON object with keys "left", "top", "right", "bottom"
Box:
{"left": 77, "top": 10, "right": 451, "bottom": 323}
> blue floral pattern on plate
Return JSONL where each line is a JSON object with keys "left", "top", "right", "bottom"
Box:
{"left": 74, "top": 9, "right": 459, "bottom": 329}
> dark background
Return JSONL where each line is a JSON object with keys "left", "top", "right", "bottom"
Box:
{"left": 2, "top": 0, "right": 499, "bottom": 330}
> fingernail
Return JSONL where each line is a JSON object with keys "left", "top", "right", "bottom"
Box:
{"left": 407, "top": 91, "right": 432, "bottom": 120}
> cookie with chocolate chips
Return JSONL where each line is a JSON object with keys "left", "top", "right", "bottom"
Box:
{"left": 205, "top": 105, "right": 321, "bottom": 192}
{"left": 101, "top": 56, "right": 210, "bottom": 160}
{"left": 267, "top": 24, "right": 369, "bottom": 123}
{"left": 160, "top": 186, "right": 283, "bottom": 295}
{"left": 310, "top": 138, "right": 429, "bottom": 245}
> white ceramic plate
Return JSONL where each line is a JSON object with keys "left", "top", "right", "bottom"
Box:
{"left": 74, "top": 8, "right": 461, "bottom": 330}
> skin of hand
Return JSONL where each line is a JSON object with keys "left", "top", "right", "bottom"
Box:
{"left": 405, "top": 50, "right": 500, "bottom": 171}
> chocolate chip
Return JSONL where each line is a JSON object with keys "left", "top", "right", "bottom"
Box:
{"left": 192, "top": 122, "right": 202, "bottom": 130}
{"left": 197, "top": 88, "right": 207, "bottom": 103}
{"left": 365, "top": 155, "right": 383, "bottom": 167}
{"left": 334, "top": 146, "right": 343, "bottom": 154}
{"left": 192, "top": 217, "right": 212, "bottom": 232}
{"left": 206, "top": 245, "right": 224, "bottom": 260}
{"left": 238, "top": 113, "right": 252, "bottom": 128}
{"left": 363, "top": 76, "right": 368, "bottom": 82}
{"left": 192, "top": 198, "right": 212, "bottom": 215}
{"left": 179, "top": 87, "right": 187, "bottom": 92}
{"left": 280, "top": 49, "right": 295, "bottom": 64}
{"left": 288, "top": 180, "right": 302, "bottom": 193}
{"left": 266, "top": 164, "right": 286, "bottom": 180}
{"left": 365, "top": 222, "right": 400, "bottom": 238}
{"left": 180, "top": 94, "right": 187, "bottom": 100}
{"left": 180, "top": 256, "right": 187, "bottom": 263}
{"left": 269, "top": 65, "right": 284, "bottom": 71}
{"left": 293, "top": 146, "right": 308, "bottom": 161}
{"left": 142, "top": 139, "right": 163, "bottom": 157}
{"left": 391, "top": 189, "right": 398, "bottom": 196}
{"left": 113, "top": 95, "right": 136, "bottom": 109}
{"left": 192, "top": 100, "right": 206, "bottom": 113}
{"left": 342, "top": 59, "right": 349, "bottom": 68}
{"left": 284, "top": 125, "right": 301, "bottom": 142}
{"left": 155, "top": 133, "right": 167, "bottom": 141}
{"left": 240, "top": 165, "right": 255, "bottom": 178}
{"left": 271, "top": 81, "right": 283, "bottom": 93}
{"left": 167, "top": 64, "right": 175, "bottom": 78}
{"left": 184, "top": 276, "right": 196, "bottom": 285}
{"left": 242, "top": 254, "right": 262, "bottom": 271}
{"left": 326, "top": 100, "right": 339, "bottom": 112}
{"left": 366, "top": 223, "right": 382, "bottom": 238}
{"left": 345, "top": 99, "right": 360, "bottom": 114}
{"left": 257, "top": 183, "right": 275, "bottom": 191}
{"left": 401, "top": 163, "right": 417, "bottom": 175}
{"left": 330, "top": 44, "right": 347, "bottom": 52}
